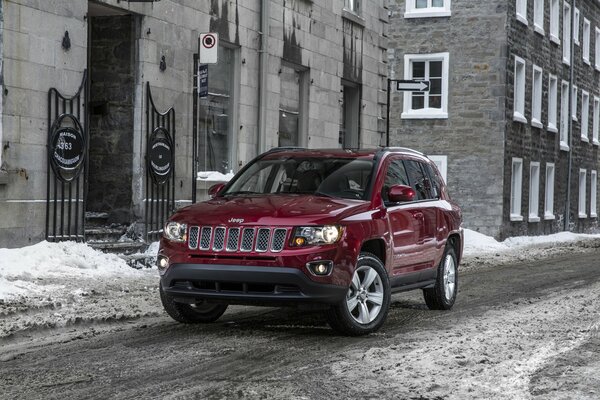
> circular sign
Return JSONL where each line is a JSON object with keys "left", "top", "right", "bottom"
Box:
{"left": 49, "top": 124, "right": 86, "bottom": 182}
{"left": 148, "top": 128, "right": 173, "bottom": 185}
{"left": 202, "top": 34, "right": 216, "bottom": 49}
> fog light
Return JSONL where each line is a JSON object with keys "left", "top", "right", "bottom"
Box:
{"left": 157, "top": 255, "right": 169, "bottom": 275}
{"left": 306, "top": 261, "right": 333, "bottom": 276}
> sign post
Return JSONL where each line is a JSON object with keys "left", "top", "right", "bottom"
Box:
{"left": 385, "top": 79, "right": 430, "bottom": 146}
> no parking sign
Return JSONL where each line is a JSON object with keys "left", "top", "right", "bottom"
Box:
{"left": 199, "top": 33, "right": 218, "bottom": 64}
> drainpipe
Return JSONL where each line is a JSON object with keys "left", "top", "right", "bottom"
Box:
{"left": 257, "top": 0, "right": 269, "bottom": 155}
{"left": 565, "top": 0, "right": 576, "bottom": 231}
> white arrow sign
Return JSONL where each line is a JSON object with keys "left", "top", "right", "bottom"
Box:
{"left": 396, "top": 80, "right": 430, "bottom": 92}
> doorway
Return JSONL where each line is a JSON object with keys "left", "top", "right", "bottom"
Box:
{"left": 87, "top": 1, "right": 137, "bottom": 224}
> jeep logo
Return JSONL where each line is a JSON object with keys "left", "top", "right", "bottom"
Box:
{"left": 228, "top": 218, "right": 244, "bottom": 224}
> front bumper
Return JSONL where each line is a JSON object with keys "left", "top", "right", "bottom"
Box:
{"left": 160, "top": 263, "right": 348, "bottom": 305}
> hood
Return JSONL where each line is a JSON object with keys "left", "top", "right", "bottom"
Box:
{"left": 173, "top": 195, "right": 371, "bottom": 226}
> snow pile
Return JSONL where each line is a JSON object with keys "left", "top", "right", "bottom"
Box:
{"left": 197, "top": 170, "right": 234, "bottom": 182}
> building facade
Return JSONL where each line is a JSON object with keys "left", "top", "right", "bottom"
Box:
{"left": 0, "top": 0, "right": 389, "bottom": 248}
{"left": 389, "top": 0, "right": 599, "bottom": 239}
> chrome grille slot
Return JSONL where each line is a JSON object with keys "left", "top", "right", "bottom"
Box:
{"left": 240, "top": 228, "right": 255, "bottom": 252}
{"left": 255, "top": 228, "right": 271, "bottom": 252}
{"left": 226, "top": 228, "right": 241, "bottom": 252}
{"left": 271, "top": 229, "right": 287, "bottom": 252}
{"left": 213, "top": 227, "right": 226, "bottom": 251}
{"left": 188, "top": 226, "right": 199, "bottom": 250}
{"left": 200, "top": 227, "right": 212, "bottom": 250}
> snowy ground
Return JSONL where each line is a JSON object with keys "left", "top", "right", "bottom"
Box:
{"left": 1, "top": 229, "right": 599, "bottom": 339}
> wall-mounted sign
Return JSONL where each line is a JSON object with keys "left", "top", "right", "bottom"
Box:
{"left": 49, "top": 117, "right": 86, "bottom": 183}
{"left": 148, "top": 127, "right": 173, "bottom": 185}
{"left": 199, "top": 33, "right": 218, "bottom": 64}
{"left": 198, "top": 64, "right": 209, "bottom": 98}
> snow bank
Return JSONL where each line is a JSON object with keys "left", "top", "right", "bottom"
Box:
{"left": 197, "top": 170, "right": 234, "bottom": 182}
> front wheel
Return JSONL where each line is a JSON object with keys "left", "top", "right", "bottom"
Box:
{"left": 326, "top": 252, "right": 391, "bottom": 336}
{"left": 160, "top": 283, "right": 228, "bottom": 323}
{"left": 423, "top": 246, "right": 458, "bottom": 310}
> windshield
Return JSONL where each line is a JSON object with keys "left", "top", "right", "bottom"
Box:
{"left": 223, "top": 156, "right": 375, "bottom": 200}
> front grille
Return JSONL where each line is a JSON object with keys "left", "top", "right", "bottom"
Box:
{"left": 188, "top": 226, "right": 288, "bottom": 253}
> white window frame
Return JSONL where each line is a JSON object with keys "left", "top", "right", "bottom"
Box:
{"left": 534, "top": 0, "right": 544, "bottom": 34}
{"left": 583, "top": 18, "right": 590, "bottom": 64}
{"left": 531, "top": 65, "right": 543, "bottom": 128}
{"left": 428, "top": 155, "right": 448, "bottom": 183}
{"left": 514, "top": 56, "right": 527, "bottom": 123}
{"left": 405, "top": 0, "right": 451, "bottom": 18}
{"left": 591, "top": 170, "right": 598, "bottom": 218}
{"left": 579, "top": 169, "right": 587, "bottom": 218}
{"left": 595, "top": 28, "right": 600, "bottom": 71}
{"left": 560, "top": 80, "right": 570, "bottom": 151}
{"left": 550, "top": 0, "right": 560, "bottom": 44}
{"left": 563, "top": 2, "right": 571, "bottom": 65}
{"left": 574, "top": 8, "right": 580, "bottom": 45}
{"left": 511, "top": 158, "right": 524, "bottom": 221}
{"left": 581, "top": 90, "right": 589, "bottom": 142}
{"left": 529, "top": 162, "right": 541, "bottom": 222}
{"left": 344, "top": 0, "right": 361, "bottom": 14}
{"left": 544, "top": 163, "right": 555, "bottom": 219}
{"left": 402, "top": 52, "right": 449, "bottom": 120}
{"left": 572, "top": 85, "right": 578, "bottom": 121}
{"left": 594, "top": 96, "right": 600, "bottom": 146}
{"left": 548, "top": 74, "right": 558, "bottom": 132}
{"left": 516, "top": 0, "right": 528, "bottom": 25}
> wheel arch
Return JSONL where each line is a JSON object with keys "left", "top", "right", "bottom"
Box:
{"left": 446, "top": 233, "right": 462, "bottom": 265}
{"left": 360, "top": 238, "right": 386, "bottom": 267}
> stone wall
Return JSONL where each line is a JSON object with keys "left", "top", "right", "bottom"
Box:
{"left": 388, "top": 0, "right": 508, "bottom": 237}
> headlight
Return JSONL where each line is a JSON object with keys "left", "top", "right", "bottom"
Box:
{"left": 164, "top": 221, "right": 187, "bottom": 242}
{"left": 292, "top": 226, "right": 343, "bottom": 246}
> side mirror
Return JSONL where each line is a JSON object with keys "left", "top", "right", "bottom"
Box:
{"left": 388, "top": 185, "right": 415, "bottom": 203}
{"left": 208, "top": 183, "right": 226, "bottom": 198}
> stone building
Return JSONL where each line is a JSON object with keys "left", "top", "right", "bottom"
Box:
{"left": 389, "top": 0, "right": 599, "bottom": 239}
{"left": 0, "top": 0, "right": 389, "bottom": 248}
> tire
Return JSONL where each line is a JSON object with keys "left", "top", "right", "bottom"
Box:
{"left": 160, "top": 283, "right": 228, "bottom": 323}
{"left": 326, "top": 252, "right": 391, "bottom": 336}
{"left": 423, "top": 246, "right": 458, "bottom": 310}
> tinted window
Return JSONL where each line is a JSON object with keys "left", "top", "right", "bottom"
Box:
{"left": 423, "top": 162, "right": 441, "bottom": 199}
{"left": 382, "top": 159, "right": 410, "bottom": 203}
{"left": 404, "top": 160, "right": 433, "bottom": 200}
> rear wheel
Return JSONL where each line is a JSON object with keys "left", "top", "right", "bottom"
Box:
{"left": 160, "top": 283, "right": 228, "bottom": 323}
{"left": 326, "top": 252, "right": 391, "bottom": 336}
{"left": 423, "top": 246, "right": 458, "bottom": 310}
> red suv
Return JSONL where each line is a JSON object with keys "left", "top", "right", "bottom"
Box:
{"left": 158, "top": 147, "right": 463, "bottom": 335}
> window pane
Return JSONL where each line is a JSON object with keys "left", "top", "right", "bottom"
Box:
{"left": 430, "top": 61, "right": 442, "bottom": 78}
{"left": 430, "top": 78, "right": 442, "bottom": 95}
{"left": 416, "top": 0, "right": 428, "bottom": 8}
{"left": 432, "top": 0, "right": 444, "bottom": 6}
{"left": 429, "top": 95, "right": 442, "bottom": 109}
{"left": 412, "top": 94, "right": 425, "bottom": 109}
{"left": 412, "top": 61, "right": 425, "bottom": 78}
{"left": 279, "top": 64, "right": 301, "bottom": 147}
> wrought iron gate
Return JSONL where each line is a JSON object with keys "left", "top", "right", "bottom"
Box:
{"left": 145, "top": 83, "right": 176, "bottom": 241}
{"left": 46, "top": 72, "right": 88, "bottom": 242}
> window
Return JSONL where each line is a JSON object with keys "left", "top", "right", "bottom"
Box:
{"left": 383, "top": 159, "right": 411, "bottom": 203}
{"left": 563, "top": 3, "right": 571, "bottom": 64}
{"left": 579, "top": 169, "right": 587, "bottom": 218}
{"left": 545, "top": 163, "right": 555, "bottom": 219}
{"left": 581, "top": 91, "right": 589, "bottom": 142}
{"left": 516, "top": 0, "right": 528, "bottom": 25}
{"left": 200, "top": 45, "right": 239, "bottom": 174}
{"left": 511, "top": 158, "right": 524, "bottom": 221}
{"left": 550, "top": 0, "right": 560, "bottom": 44}
{"left": 404, "top": 160, "right": 434, "bottom": 200}
{"left": 560, "top": 80, "right": 570, "bottom": 151}
{"left": 583, "top": 19, "right": 590, "bottom": 64}
{"left": 594, "top": 97, "right": 600, "bottom": 146}
{"left": 402, "top": 52, "right": 449, "bottom": 119}
{"left": 279, "top": 63, "right": 309, "bottom": 147}
{"left": 595, "top": 28, "right": 600, "bottom": 71}
{"left": 405, "top": 0, "right": 451, "bottom": 18}
{"left": 572, "top": 85, "right": 578, "bottom": 121}
{"left": 532, "top": 65, "right": 543, "bottom": 128}
{"left": 574, "top": 8, "right": 580, "bottom": 45}
{"left": 344, "top": 0, "right": 360, "bottom": 14}
{"left": 514, "top": 56, "right": 527, "bottom": 123}
{"left": 428, "top": 155, "right": 447, "bottom": 183}
{"left": 548, "top": 74, "right": 558, "bottom": 132}
{"left": 529, "top": 162, "right": 540, "bottom": 222}
{"left": 591, "top": 170, "right": 598, "bottom": 218}
{"left": 534, "top": 0, "right": 544, "bottom": 34}
{"left": 339, "top": 81, "right": 360, "bottom": 149}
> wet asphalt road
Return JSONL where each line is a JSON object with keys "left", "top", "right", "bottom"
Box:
{"left": 1, "top": 251, "right": 600, "bottom": 400}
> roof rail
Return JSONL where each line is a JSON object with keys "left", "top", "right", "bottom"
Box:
{"left": 377, "top": 147, "right": 425, "bottom": 156}
{"left": 266, "top": 146, "right": 307, "bottom": 153}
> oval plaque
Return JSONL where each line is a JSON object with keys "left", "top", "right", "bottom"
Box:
{"left": 148, "top": 128, "right": 173, "bottom": 184}
{"left": 49, "top": 125, "right": 86, "bottom": 182}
